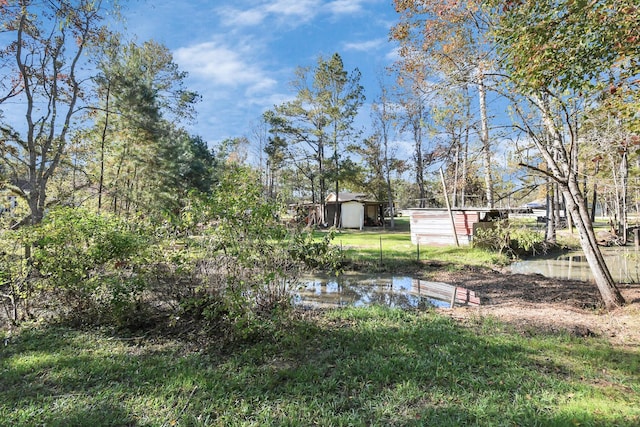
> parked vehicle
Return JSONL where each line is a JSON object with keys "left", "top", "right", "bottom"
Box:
{"left": 384, "top": 207, "right": 402, "bottom": 217}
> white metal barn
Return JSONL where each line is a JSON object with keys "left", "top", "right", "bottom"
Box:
{"left": 409, "top": 208, "right": 506, "bottom": 246}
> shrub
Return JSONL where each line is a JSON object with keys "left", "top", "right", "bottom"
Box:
{"left": 3, "top": 168, "right": 344, "bottom": 341}
{"left": 166, "top": 166, "right": 340, "bottom": 340}
{"left": 0, "top": 235, "right": 31, "bottom": 324}
{"left": 473, "top": 220, "right": 545, "bottom": 257}
{"left": 508, "top": 226, "right": 546, "bottom": 256}
{"left": 27, "top": 207, "right": 153, "bottom": 326}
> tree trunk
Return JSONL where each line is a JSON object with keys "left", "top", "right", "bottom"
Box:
{"left": 452, "top": 141, "right": 460, "bottom": 207}
{"left": 267, "top": 163, "right": 275, "bottom": 199}
{"left": 413, "top": 114, "right": 426, "bottom": 208}
{"left": 590, "top": 161, "right": 599, "bottom": 222}
{"left": 98, "top": 81, "right": 111, "bottom": 211}
{"left": 386, "top": 190, "right": 395, "bottom": 229}
{"left": 462, "top": 123, "right": 469, "bottom": 208}
{"left": 530, "top": 92, "right": 624, "bottom": 310}
{"left": 385, "top": 149, "right": 395, "bottom": 230}
{"left": 546, "top": 181, "right": 556, "bottom": 244}
{"left": 318, "top": 140, "right": 326, "bottom": 225}
{"left": 477, "top": 72, "right": 494, "bottom": 208}
{"left": 618, "top": 150, "right": 628, "bottom": 244}
{"left": 461, "top": 84, "right": 471, "bottom": 208}
{"left": 334, "top": 177, "right": 340, "bottom": 228}
{"left": 554, "top": 182, "right": 563, "bottom": 229}
{"left": 562, "top": 179, "right": 625, "bottom": 309}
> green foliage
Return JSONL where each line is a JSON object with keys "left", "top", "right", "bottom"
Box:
{"left": 509, "top": 225, "right": 547, "bottom": 255}
{"left": 2, "top": 164, "right": 348, "bottom": 338}
{"left": 27, "top": 207, "right": 153, "bottom": 325}
{"left": 168, "top": 166, "right": 341, "bottom": 340}
{"left": 175, "top": 134, "right": 217, "bottom": 194}
{"left": 472, "top": 221, "right": 510, "bottom": 253}
{"left": 0, "top": 0, "right": 113, "bottom": 225}
{"left": 473, "top": 220, "right": 545, "bottom": 257}
{"left": 265, "top": 52, "right": 365, "bottom": 205}
{"left": 487, "top": 0, "right": 639, "bottom": 94}
{"left": 288, "top": 229, "right": 341, "bottom": 271}
{"left": 88, "top": 38, "right": 205, "bottom": 218}
{"left": 0, "top": 234, "right": 31, "bottom": 324}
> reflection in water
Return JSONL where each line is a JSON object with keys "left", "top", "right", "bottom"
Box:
{"left": 296, "top": 274, "right": 478, "bottom": 309}
{"left": 510, "top": 247, "right": 640, "bottom": 283}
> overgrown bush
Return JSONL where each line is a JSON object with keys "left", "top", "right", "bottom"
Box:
{"left": 473, "top": 220, "right": 546, "bottom": 257}
{"left": 166, "top": 166, "right": 339, "bottom": 340}
{"left": 26, "top": 207, "right": 154, "bottom": 326}
{"left": 158, "top": 233, "right": 338, "bottom": 342}
{"left": 508, "top": 226, "right": 547, "bottom": 256}
{"left": 2, "top": 168, "right": 342, "bottom": 342}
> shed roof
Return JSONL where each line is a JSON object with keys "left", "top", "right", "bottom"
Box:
{"left": 407, "top": 207, "right": 509, "bottom": 212}
{"left": 326, "top": 192, "right": 369, "bottom": 203}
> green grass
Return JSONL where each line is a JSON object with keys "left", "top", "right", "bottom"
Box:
{"left": 2, "top": 308, "right": 639, "bottom": 426}
{"left": 319, "top": 217, "right": 509, "bottom": 272}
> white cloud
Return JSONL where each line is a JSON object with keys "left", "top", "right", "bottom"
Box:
{"left": 217, "top": 0, "right": 322, "bottom": 28}
{"left": 173, "top": 40, "right": 275, "bottom": 94}
{"left": 216, "top": 7, "right": 267, "bottom": 27}
{"left": 327, "top": 0, "right": 365, "bottom": 15}
{"left": 215, "top": 0, "right": 373, "bottom": 29}
{"left": 343, "top": 38, "right": 386, "bottom": 52}
{"left": 385, "top": 46, "right": 401, "bottom": 62}
{"left": 265, "top": 0, "right": 321, "bottom": 17}
{"left": 248, "top": 92, "right": 295, "bottom": 109}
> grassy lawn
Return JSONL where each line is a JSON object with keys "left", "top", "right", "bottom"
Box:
{"left": 321, "top": 217, "right": 510, "bottom": 272}
{"left": 2, "top": 308, "right": 639, "bottom": 426}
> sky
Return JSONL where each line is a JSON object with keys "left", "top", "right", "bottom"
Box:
{"left": 123, "top": 0, "right": 401, "bottom": 148}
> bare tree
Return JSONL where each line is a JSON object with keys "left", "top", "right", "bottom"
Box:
{"left": 0, "top": 0, "right": 112, "bottom": 225}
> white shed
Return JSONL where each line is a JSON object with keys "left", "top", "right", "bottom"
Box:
{"left": 340, "top": 201, "right": 364, "bottom": 230}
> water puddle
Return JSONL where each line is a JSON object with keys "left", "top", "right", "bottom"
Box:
{"left": 509, "top": 247, "right": 640, "bottom": 283}
{"left": 295, "top": 273, "right": 480, "bottom": 309}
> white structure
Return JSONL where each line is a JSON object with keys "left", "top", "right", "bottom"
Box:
{"left": 340, "top": 201, "right": 364, "bottom": 230}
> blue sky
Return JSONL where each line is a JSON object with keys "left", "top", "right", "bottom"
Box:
{"left": 123, "top": 0, "right": 400, "bottom": 147}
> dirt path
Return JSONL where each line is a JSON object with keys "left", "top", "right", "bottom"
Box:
{"left": 421, "top": 265, "right": 640, "bottom": 347}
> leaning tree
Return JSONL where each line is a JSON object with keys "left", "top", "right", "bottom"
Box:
{"left": 487, "top": 0, "right": 639, "bottom": 309}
